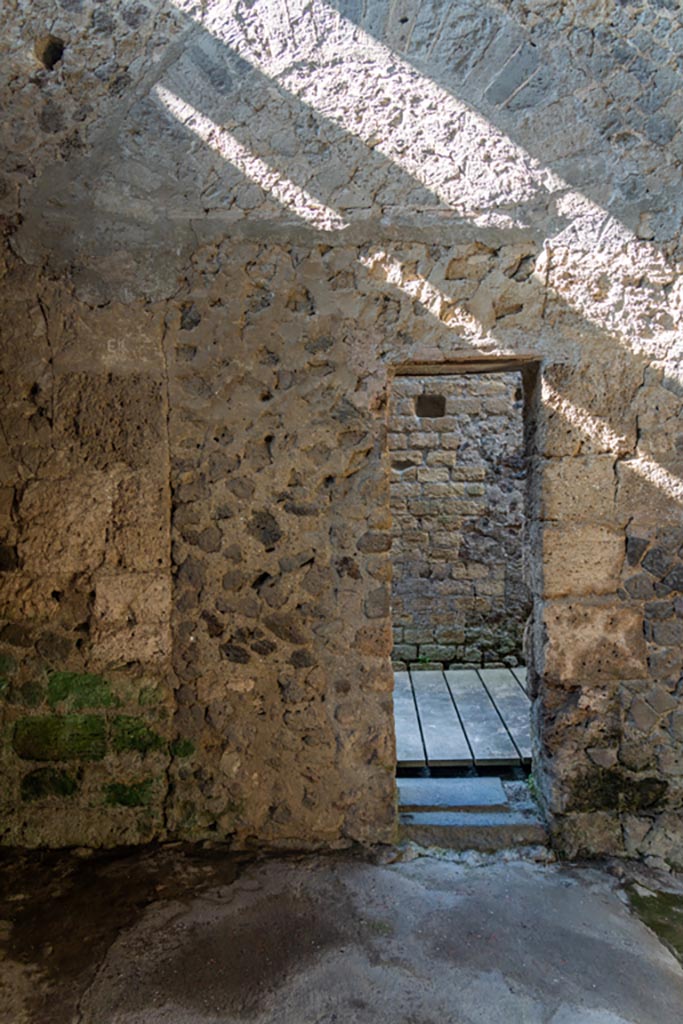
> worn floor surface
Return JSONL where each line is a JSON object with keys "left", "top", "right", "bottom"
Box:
{"left": 1, "top": 845, "right": 682, "bottom": 1024}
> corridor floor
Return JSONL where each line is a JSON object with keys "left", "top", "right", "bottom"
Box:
{"left": 2, "top": 845, "right": 682, "bottom": 1024}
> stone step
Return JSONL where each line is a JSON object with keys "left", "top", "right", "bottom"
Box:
{"left": 398, "top": 776, "right": 509, "bottom": 812}
{"left": 400, "top": 809, "right": 548, "bottom": 851}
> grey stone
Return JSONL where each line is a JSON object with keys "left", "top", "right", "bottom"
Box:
{"left": 627, "top": 535, "right": 649, "bottom": 566}
{"left": 365, "top": 586, "right": 390, "bottom": 619}
{"left": 644, "top": 114, "right": 678, "bottom": 145}
{"left": 400, "top": 810, "right": 548, "bottom": 849}
{"left": 506, "top": 67, "right": 558, "bottom": 112}
{"left": 247, "top": 510, "right": 282, "bottom": 549}
{"left": 642, "top": 547, "right": 674, "bottom": 579}
{"left": 623, "top": 574, "right": 656, "bottom": 599}
{"left": 662, "top": 565, "right": 683, "bottom": 592}
{"left": 485, "top": 43, "right": 541, "bottom": 105}
{"left": 398, "top": 776, "right": 508, "bottom": 811}
{"left": 651, "top": 620, "right": 683, "bottom": 646}
{"left": 393, "top": 643, "right": 417, "bottom": 661}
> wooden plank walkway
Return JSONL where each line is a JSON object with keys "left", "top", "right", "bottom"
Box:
{"left": 411, "top": 671, "right": 471, "bottom": 766}
{"left": 394, "top": 667, "right": 531, "bottom": 769}
{"left": 393, "top": 671, "right": 426, "bottom": 767}
{"left": 478, "top": 668, "right": 532, "bottom": 762}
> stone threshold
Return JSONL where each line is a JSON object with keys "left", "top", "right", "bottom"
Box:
{"left": 398, "top": 776, "right": 547, "bottom": 851}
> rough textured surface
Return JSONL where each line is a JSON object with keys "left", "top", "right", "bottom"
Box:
{"left": 3, "top": 849, "right": 683, "bottom": 1024}
{"left": 0, "top": 0, "right": 682, "bottom": 859}
{"left": 389, "top": 372, "right": 530, "bottom": 668}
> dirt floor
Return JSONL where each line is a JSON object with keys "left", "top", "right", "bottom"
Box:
{"left": 1, "top": 844, "right": 682, "bottom": 1024}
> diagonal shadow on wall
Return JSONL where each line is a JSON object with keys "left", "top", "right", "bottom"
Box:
{"left": 16, "top": 0, "right": 680, "bottom": 513}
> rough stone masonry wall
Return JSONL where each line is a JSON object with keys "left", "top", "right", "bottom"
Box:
{"left": 1, "top": 0, "right": 683, "bottom": 865}
{"left": 389, "top": 374, "right": 530, "bottom": 669}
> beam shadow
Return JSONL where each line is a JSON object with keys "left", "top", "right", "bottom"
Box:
{"left": 11, "top": 0, "right": 683, "bottom": 510}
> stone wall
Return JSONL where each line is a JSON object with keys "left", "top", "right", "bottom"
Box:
{"left": 1, "top": 0, "right": 683, "bottom": 866}
{"left": 389, "top": 373, "right": 530, "bottom": 669}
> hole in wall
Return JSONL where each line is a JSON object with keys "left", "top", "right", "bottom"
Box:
{"left": 251, "top": 572, "right": 271, "bottom": 591}
{"left": 415, "top": 394, "right": 446, "bottom": 418}
{"left": 35, "top": 35, "right": 65, "bottom": 70}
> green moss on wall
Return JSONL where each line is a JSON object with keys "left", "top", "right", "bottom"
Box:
{"left": 569, "top": 769, "right": 668, "bottom": 813}
{"left": 111, "top": 715, "right": 165, "bottom": 754}
{"left": 0, "top": 653, "right": 17, "bottom": 675}
{"left": 0, "top": 653, "right": 17, "bottom": 700}
{"left": 21, "top": 767, "right": 79, "bottom": 800}
{"left": 170, "top": 738, "right": 195, "bottom": 758}
{"left": 13, "top": 715, "right": 107, "bottom": 761}
{"left": 47, "top": 671, "right": 120, "bottom": 710}
{"left": 105, "top": 779, "right": 153, "bottom": 807}
{"left": 138, "top": 685, "right": 165, "bottom": 707}
{"left": 18, "top": 681, "right": 45, "bottom": 708}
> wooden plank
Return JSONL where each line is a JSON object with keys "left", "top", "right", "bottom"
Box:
{"left": 511, "top": 666, "right": 528, "bottom": 693}
{"left": 445, "top": 669, "right": 519, "bottom": 766}
{"left": 393, "top": 671, "right": 426, "bottom": 767}
{"left": 410, "top": 670, "right": 472, "bottom": 767}
{"left": 478, "top": 668, "right": 532, "bottom": 763}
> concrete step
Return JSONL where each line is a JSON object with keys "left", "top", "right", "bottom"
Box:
{"left": 400, "top": 809, "right": 548, "bottom": 851}
{"left": 398, "top": 776, "right": 508, "bottom": 812}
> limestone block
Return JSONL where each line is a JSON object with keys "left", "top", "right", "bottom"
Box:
{"left": 409, "top": 432, "right": 439, "bottom": 449}
{"left": 18, "top": 473, "right": 113, "bottom": 573}
{"left": 426, "top": 451, "right": 460, "bottom": 467}
{"left": 540, "top": 525, "right": 625, "bottom": 597}
{"left": 632, "top": 376, "right": 683, "bottom": 459}
{"left": 536, "top": 362, "right": 639, "bottom": 458}
{"left": 539, "top": 456, "right": 617, "bottom": 522}
{"left": 112, "top": 471, "right": 170, "bottom": 572}
{"left": 416, "top": 467, "right": 450, "bottom": 483}
{"left": 616, "top": 458, "right": 683, "bottom": 526}
{"left": 54, "top": 372, "right": 164, "bottom": 470}
{"left": 542, "top": 602, "right": 647, "bottom": 684}
{"left": 91, "top": 572, "right": 171, "bottom": 666}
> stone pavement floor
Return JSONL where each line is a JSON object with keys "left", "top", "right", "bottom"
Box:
{"left": 1, "top": 845, "right": 682, "bottom": 1024}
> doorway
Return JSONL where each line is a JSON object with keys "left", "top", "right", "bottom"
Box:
{"left": 388, "top": 365, "right": 535, "bottom": 777}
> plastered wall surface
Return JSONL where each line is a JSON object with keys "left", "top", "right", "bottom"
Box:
{"left": 389, "top": 373, "right": 530, "bottom": 669}
{"left": 1, "top": 0, "right": 682, "bottom": 864}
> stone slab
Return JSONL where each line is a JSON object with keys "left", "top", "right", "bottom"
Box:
{"left": 398, "top": 776, "right": 508, "bottom": 811}
{"left": 400, "top": 810, "right": 548, "bottom": 850}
